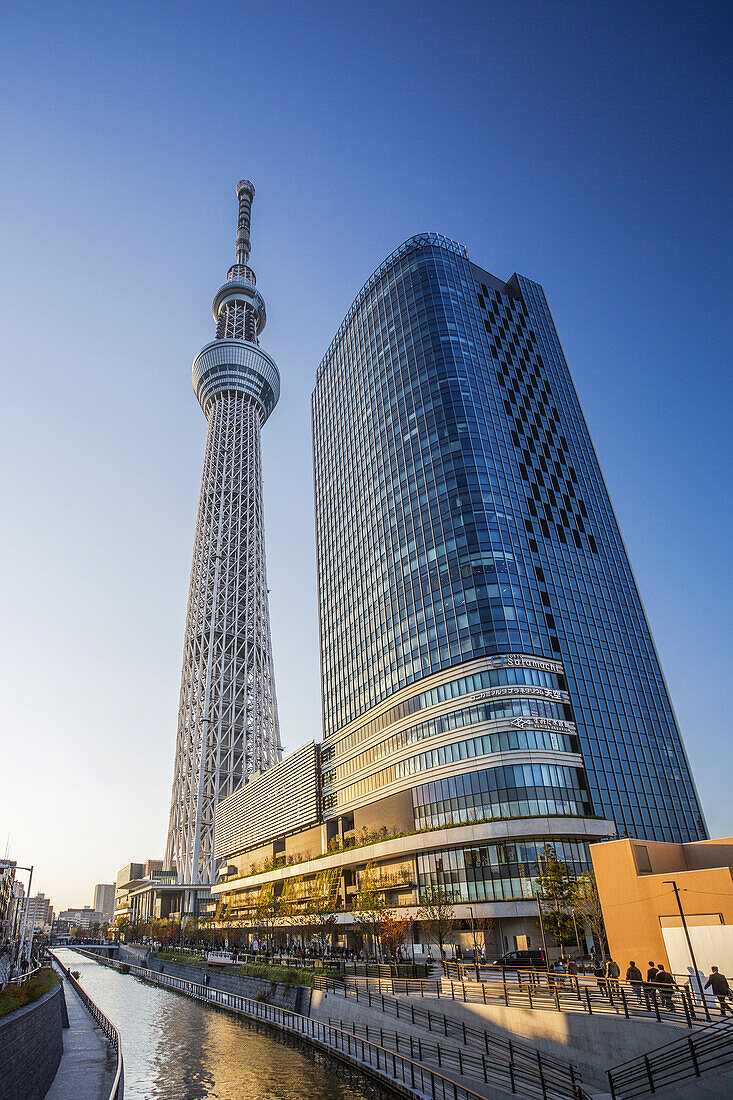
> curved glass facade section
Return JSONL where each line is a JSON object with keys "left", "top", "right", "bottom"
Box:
{"left": 324, "top": 743, "right": 583, "bottom": 813}
{"left": 417, "top": 838, "right": 591, "bottom": 902}
{"left": 313, "top": 234, "right": 706, "bottom": 842}
{"left": 412, "top": 764, "right": 590, "bottom": 829}
{"left": 329, "top": 661, "right": 565, "bottom": 759}
{"left": 325, "top": 700, "right": 575, "bottom": 784}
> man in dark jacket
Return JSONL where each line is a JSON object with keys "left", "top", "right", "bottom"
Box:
{"left": 644, "top": 962, "right": 659, "bottom": 1010}
{"left": 605, "top": 958, "right": 621, "bottom": 994}
{"left": 704, "top": 967, "right": 731, "bottom": 1017}
{"left": 627, "top": 961, "right": 643, "bottom": 1003}
{"left": 654, "top": 964, "right": 676, "bottom": 1011}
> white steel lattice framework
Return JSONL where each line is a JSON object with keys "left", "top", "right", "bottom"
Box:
{"left": 166, "top": 180, "right": 282, "bottom": 885}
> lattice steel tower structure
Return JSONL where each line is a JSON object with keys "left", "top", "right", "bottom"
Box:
{"left": 166, "top": 180, "right": 282, "bottom": 885}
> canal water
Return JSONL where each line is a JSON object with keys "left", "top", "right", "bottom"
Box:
{"left": 54, "top": 949, "right": 374, "bottom": 1100}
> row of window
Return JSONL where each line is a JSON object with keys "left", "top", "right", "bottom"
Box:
{"left": 325, "top": 662, "right": 564, "bottom": 758}
{"left": 324, "top": 699, "right": 575, "bottom": 784}
{"left": 411, "top": 764, "right": 589, "bottom": 829}
{"left": 417, "top": 837, "right": 591, "bottom": 902}
{"left": 325, "top": 727, "right": 578, "bottom": 807}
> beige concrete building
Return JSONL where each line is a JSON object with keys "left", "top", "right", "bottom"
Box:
{"left": 592, "top": 837, "right": 733, "bottom": 975}
{"left": 93, "top": 884, "right": 116, "bottom": 923}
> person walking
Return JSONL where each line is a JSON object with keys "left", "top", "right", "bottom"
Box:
{"left": 605, "top": 957, "right": 621, "bottom": 995}
{"left": 593, "top": 957, "right": 606, "bottom": 995}
{"left": 654, "top": 963, "right": 676, "bottom": 1012}
{"left": 550, "top": 958, "right": 566, "bottom": 989}
{"left": 626, "top": 961, "right": 643, "bottom": 1004}
{"left": 644, "top": 961, "right": 659, "bottom": 1009}
{"left": 704, "top": 966, "right": 732, "bottom": 1017}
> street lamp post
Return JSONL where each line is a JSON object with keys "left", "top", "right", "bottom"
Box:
{"left": 571, "top": 909, "right": 582, "bottom": 953}
{"left": 664, "top": 879, "right": 710, "bottom": 1021}
{"left": 536, "top": 891, "right": 550, "bottom": 972}
{"left": 14, "top": 865, "right": 33, "bottom": 976}
{"left": 468, "top": 905, "right": 480, "bottom": 978}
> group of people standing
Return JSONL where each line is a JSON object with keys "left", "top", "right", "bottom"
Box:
{"left": 594, "top": 958, "right": 732, "bottom": 1016}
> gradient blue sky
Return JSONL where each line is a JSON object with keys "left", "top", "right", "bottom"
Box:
{"left": 1, "top": 2, "right": 730, "bottom": 910}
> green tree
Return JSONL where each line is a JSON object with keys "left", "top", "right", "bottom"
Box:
{"left": 417, "top": 884, "right": 456, "bottom": 961}
{"left": 535, "top": 845, "right": 576, "bottom": 952}
{"left": 112, "top": 915, "right": 131, "bottom": 942}
{"left": 254, "top": 884, "right": 284, "bottom": 953}
{"left": 571, "top": 870, "right": 608, "bottom": 958}
{"left": 353, "top": 865, "right": 386, "bottom": 959}
{"left": 379, "top": 912, "right": 410, "bottom": 959}
{"left": 304, "top": 883, "right": 339, "bottom": 952}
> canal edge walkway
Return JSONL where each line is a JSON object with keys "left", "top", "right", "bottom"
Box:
{"left": 46, "top": 965, "right": 115, "bottom": 1100}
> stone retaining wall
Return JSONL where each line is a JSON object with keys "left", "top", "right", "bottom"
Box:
{"left": 0, "top": 984, "right": 64, "bottom": 1100}
{"left": 99, "top": 947, "right": 311, "bottom": 1014}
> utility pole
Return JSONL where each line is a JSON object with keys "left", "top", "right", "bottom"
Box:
{"left": 15, "top": 865, "right": 33, "bottom": 975}
{"left": 570, "top": 908, "right": 581, "bottom": 952}
{"left": 664, "top": 879, "right": 710, "bottom": 1020}
{"left": 536, "top": 892, "right": 550, "bottom": 972}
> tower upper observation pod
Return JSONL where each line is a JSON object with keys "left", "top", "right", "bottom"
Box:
{"left": 192, "top": 180, "right": 280, "bottom": 420}
{"left": 167, "top": 179, "right": 283, "bottom": 888}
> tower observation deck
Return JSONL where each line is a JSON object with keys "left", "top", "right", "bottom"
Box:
{"left": 166, "top": 180, "right": 282, "bottom": 886}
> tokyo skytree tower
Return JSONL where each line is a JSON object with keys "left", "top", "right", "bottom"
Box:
{"left": 166, "top": 180, "right": 282, "bottom": 885}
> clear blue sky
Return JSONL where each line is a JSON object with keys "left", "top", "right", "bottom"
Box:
{"left": 1, "top": 2, "right": 730, "bottom": 910}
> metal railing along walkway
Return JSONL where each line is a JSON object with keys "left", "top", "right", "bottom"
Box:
{"left": 68, "top": 950, "right": 492, "bottom": 1100}
{"left": 324, "top": 968, "right": 713, "bottom": 1030}
{"left": 8, "top": 963, "right": 43, "bottom": 984}
{"left": 324, "top": 1009, "right": 589, "bottom": 1099}
{"left": 50, "top": 953, "right": 123, "bottom": 1100}
{"left": 607, "top": 1014, "right": 733, "bottom": 1098}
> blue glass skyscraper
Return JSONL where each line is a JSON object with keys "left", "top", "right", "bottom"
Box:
{"left": 312, "top": 233, "right": 706, "bottom": 850}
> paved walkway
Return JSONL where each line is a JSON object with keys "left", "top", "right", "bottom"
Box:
{"left": 45, "top": 975, "right": 112, "bottom": 1100}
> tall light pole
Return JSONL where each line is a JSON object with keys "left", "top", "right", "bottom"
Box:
{"left": 15, "top": 865, "right": 33, "bottom": 975}
{"left": 664, "top": 879, "right": 710, "bottom": 1020}
{"left": 536, "top": 891, "right": 550, "bottom": 972}
{"left": 468, "top": 905, "right": 481, "bottom": 978}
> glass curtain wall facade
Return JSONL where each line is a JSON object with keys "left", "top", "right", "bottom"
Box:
{"left": 312, "top": 233, "right": 705, "bottom": 856}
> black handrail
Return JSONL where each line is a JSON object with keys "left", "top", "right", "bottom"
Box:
{"left": 607, "top": 1015, "right": 733, "bottom": 1098}
{"left": 326, "top": 968, "right": 710, "bottom": 1030}
{"left": 318, "top": 973, "right": 588, "bottom": 1098}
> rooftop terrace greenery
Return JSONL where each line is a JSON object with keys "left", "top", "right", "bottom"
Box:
{"left": 224, "top": 812, "right": 607, "bottom": 883}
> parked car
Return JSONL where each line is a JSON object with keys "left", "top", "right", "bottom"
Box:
{"left": 492, "top": 950, "right": 546, "bottom": 969}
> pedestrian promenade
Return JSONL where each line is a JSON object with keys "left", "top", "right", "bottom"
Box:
{"left": 45, "top": 973, "right": 113, "bottom": 1100}
{"left": 333, "top": 970, "right": 716, "bottom": 1032}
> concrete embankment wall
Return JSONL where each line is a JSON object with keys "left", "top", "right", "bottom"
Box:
{"left": 94, "top": 947, "right": 311, "bottom": 1014}
{"left": 0, "top": 984, "right": 64, "bottom": 1100}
